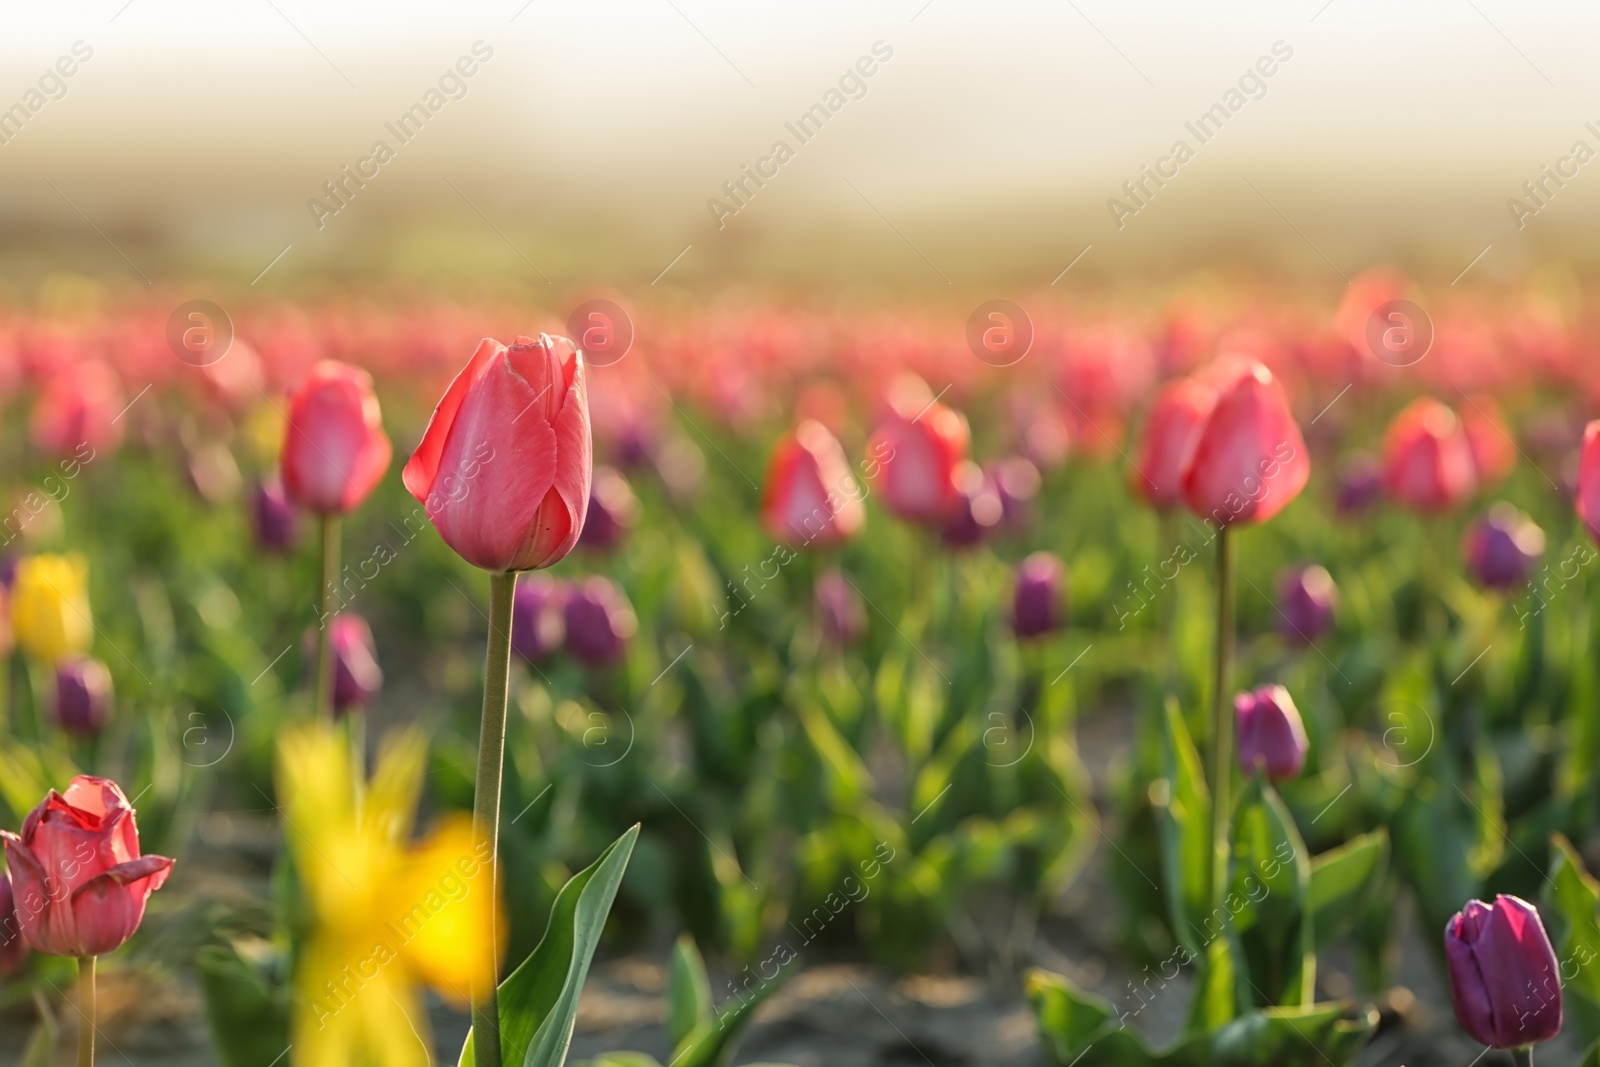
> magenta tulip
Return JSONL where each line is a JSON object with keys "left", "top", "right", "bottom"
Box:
{"left": 281, "top": 361, "right": 392, "bottom": 515}
{"left": 1446, "top": 895, "right": 1562, "bottom": 1049}
{"left": 1235, "top": 685, "right": 1308, "bottom": 782}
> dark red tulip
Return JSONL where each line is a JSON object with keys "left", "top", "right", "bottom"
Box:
{"left": 1235, "top": 685, "right": 1307, "bottom": 782}
{"left": 251, "top": 473, "right": 299, "bottom": 553}
{"left": 54, "top": 657, "right": 112, "bottom": 737}
{"left": 1133, "top": 376, "right": 1216, "bottom": 510}
{"left": 579, "top": 467, "right": 639, "bottom": 554}
{"left": 1012, "top": 552, "right": 1066, "bottom": 639}
{"left": 867, "top": 375, "right": 969, "bottom": 524}
{"left": 1276, "top": 564, "right": 1337, "bottom": 645}
{"left": 815, "top": 568, "right": 865, "bottom": 647}
{"left": 403, "top": 335, "right": 591, "bottom": 572}
{"left": 512, "top": 575, "right": 567, "bottom": 663}
{"left": 1577, "top": 420, "right": 1600, "bottom": 545}
{"left": 281, "top": 361, "right": 392, "bottom": 515}
{"left": 1335, "top": 453, "right": 1384, "bottom": 517}
{"left": 1, "top": 776, "right": 174, "bottom": 957}
{"left": 563, "top": 577, "right": 636, "bottom": 666}
{"left": 1382, "top": 398, "right": 1476, "bottom": 512}
{"left": 760, "top": 420, "right": 864, "bottom": 548}
{"left": 1180, "top": 360, "right": 1309, "bottom": 527}
{"left": 941, "top": 463, "right": 1003, "bottom": 549}
{"left": 1446, "top": 895, "right": 1562, "bottom": 1049}
{"left": 1462, "top": 503, "right": 1544, "bottom": 591}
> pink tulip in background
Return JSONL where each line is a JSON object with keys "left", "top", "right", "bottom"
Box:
{"left": 281, "top": 360, "right": 392, "bottom": 515}
{"left": 1179, "top": 360, "right": 1309, "bottom": 526}
{"left": 761, "top": 420, "right": 865, "bottom": 548}
{"left": 1382, "top": 397, "right": 1477, "bottom": 512}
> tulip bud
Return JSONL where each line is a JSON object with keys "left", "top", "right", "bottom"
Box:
{"left": 281, "top": 360, "right": 392, "bottom": 515}
{"left": 760, "top": 421, "right": 864, "bottom": 548}
{"left": 403, "top": 335, "right": 591, "bottom": 573}
{"left": 1577, "top": 420, "right": 1600, "bottom": 545}
{"left": 252, "top": 473, "right": 300, "bottom": 553}
{"left": 54, "top": 656, "right": 112, "bottom": 737}
{"left": 0, "top": 776, "right": 174, "bottom": 957}
{"left": 1133, "top": 376, "right": 1216, "bottom": 510}
{"left": 815, "top": 568, "right": 865, "bottom": 647}
{"left": 1382, "top": 397, "right": 1476, "bottom": 512}
{"left": 303, "top": 614, "right": 382, "bottom": 715}
{"left": 563, "top": 577, "right": 637, "bottom": 666}
{"left": 512, "top": 575, "right": 567, "bottom": 662}
{"left": 1235, "top": 685, "right": 1308, "bottom": 781}
{"left": 1276, "top": 564, "right": 1337, "bottom": 645}
{"left": 10, "top": 554, "right": 92, "bottom": 665}
{"left": 1445, "top": 895, "right": 1562, "bottom": 1049}
{"left": 1462, "top": 503, "right": 1544, "bottom": 591}
{"left": 0, "top": 873, "right": 25, "bottom": 976}
{"left": 941, "top": 463, "right": 1003, "bottom": 549}
{"left": 1012, "top": 552, "right": 1066, "bottom": 639}
{"left": 579, "top": 467, "right": 639, "bottom": 554}
{"left": 1179, "top": 360, "right": 1309, "bottom": 527}
{"left": 1335, "top": 453, "right": 1384, "bottom": 517}
{"left": 30, "top": 360, "right": 125, "bottom": 458}
{"left": 867, "top": 374, "right": 970, "bottom": 524}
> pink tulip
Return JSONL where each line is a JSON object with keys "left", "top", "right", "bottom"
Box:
{"left": 761, "top": 420, "right": 865, "bottom": 548}
{"left": 867, "top": 376, "right": 969, "bottom": 524}
{"left": 1461, "top": 394, "right": 1516, "bottom": 489}
{"left": 281, "top": 361, "right": 392, "bottom": 515}
{"left": 1577, "top": 421, "right": 1600, "bottom": 545}
{"left": 1, "top": 776, "right": 173, "bottom": 957}
{"left": 403, "top": 335, "right": 591, "bottom": 572}
{"left": 1179, "top": 360, "right": 1309, "bottom": 527}
{"left": 0, "top": 873, "right": 26, "bottom": 975}
{"left": 30, "top": 360, "right": 124, "bottom": 457}
{"left": 1382, "top": 398, "right": 1476, "bottom": 512}
{"left": 1133, "top": 376, "right": 1216, "bottom": 510}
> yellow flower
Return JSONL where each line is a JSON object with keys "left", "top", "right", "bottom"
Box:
{"left": 10, "top": 553, "right": 92, "bottom": 664}
{"left": 277, "top": 724, "right": 502, "bottom": 1067}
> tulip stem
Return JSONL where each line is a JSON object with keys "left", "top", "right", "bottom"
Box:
{"left": 313, "top": 515, "right": 341, "bottom": 720}
{"left": 76, "top": 955, "right": 95, "bottom": 1067}
{"left": 471, "top": 569, "right": 517, "bottom": 1067}
{"left": 1511, "top": 1047, "right": 1534, "bottom": 1067}
{"left": 1209, "top": 525, "right": 1235, "bottom": 908}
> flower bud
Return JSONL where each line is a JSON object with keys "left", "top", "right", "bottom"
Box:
{"left": 54, "top": 656, "right": 112, "bottom": 737}
{"left": 1012, "top": 552, "right": 1066, "bottom": 640}
{"left": 941, "top": 463, "right": 1003, "bottom": 549}
{"left": 1382, "top": 397, "right": 1476, "bottom": 512}
{"left": 761, "top": 421, "right": 864, "bottom": 548}
{"left": 578, "top": 467, "right": 639, "bottom": 554}
{"left": 282, "top": 360, "right": 392, "bottom": 516}
{"left": 1445, "top": 895, "right": 1562, "bottom": 1048}
{"left": 1235, "top": 684, "right": 1308, "bottom": 782}
{"left": 251, "top": 473, "right": 300, "bottom": 553}
{"left": 1577, "top": 420, "right": 1600, "bottom": 546}
{"left": 563, "top": 578, "right": 637, "bottom": 667}
{"left": 303, "top": 614, "right": 382, "bottom": 715}
{"left": 512, "top": 575, "right": 567, "bottom": 663}
{"left": 1335, "top": 453, "right": 1383, "bottom": 517}
{"left": 10, "top": 554, "right": 92, "bottom": 665}
{"left": 815, "top": 568, "right": 866, "bottom": 647}
{"left": 1276, "top": 564, "right": 1337, "bottom": 645}
{"left": 1462, "top": 503, "right": 1544, "bottom": 591}
{"left": 866, "top": 374, "right": 969, "bottom": 525}
{"left": 1179, "top": 360, "right": 1309, "bottom": 527}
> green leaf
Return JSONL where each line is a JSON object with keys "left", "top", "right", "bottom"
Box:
{"left": 668, "top": 957, "right": 794, "bottom": 1067}
{"left": 19, "top": 994, "right": 57, "bottom": 1067}
{"left": 1157, "top": 697, "right": 1212, "bottom": 956}
{"left": 1308, "top": 830, "right": 1388, "bottom": 949}
{"left": 574, "top": 1055, "right": 662, "bottom": 1067}
{"left": 458, "top": 824, "right": 639, "bottom": 1067}
{"left": 1023, "top": 968, "right": 1154, "bottom": 1067}
{"left": 1205, "top": 1002, "right": 1377, "bottom": 1066}
{"left": 1229, "top": 776, "right": 1311, "bottom": 1008}
{"left": 195, "top": 941, "right": 291, "bottom": 1067}
{"left": 1545, "top": 834, "right": 1600, "bottom": 1046}
{"left": 666, "top": 935, "right": 712, "bottom": 1047}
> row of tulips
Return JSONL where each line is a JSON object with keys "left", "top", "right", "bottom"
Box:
{"left": 3, "top": 278, "right": 1600, "bottom": 1066}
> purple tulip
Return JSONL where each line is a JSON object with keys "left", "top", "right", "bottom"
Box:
{"left": 54, "top": 656, "right": 112, "bottom": 737}
{"left": 1235, "top": 685, "right": 1307, "bottom": 782}
{"left": 0, "top": 553, "right": 19, "bottom": 589}
{"left": 941, "top": 464, "right": 1003, "bottom": 549}
{"left": 563, "top": 577, "right": 637, "bottom": 666}
{"left": 815, "top": 568, "right": 865, "bottom": 647}
{"left": 304, "top": 614, "right": 382, "bottom": 715}
{"left": 0, "top": 874, "right": 25, "bottom": 977}
{"left": 1335, "top": 453, "right": 1383, "bottom": 517}
{"left": 1276, "top": 563, "right": 1337, "bottom": 645}
{"left": 512, "top": 575, "right": 567, "bottom": 662}
{"left": 991, "top": 457, "right": 1042, "bottom": 530}
{"left": 1446, "top": 895, "right": 1562, "bottom": 1049}
{"left": 252, "top": 474, "right": 300, "bottom": 553}
{"left": 1462, "top": 503, "right": 1545, "bottom": 591}
{"left": 579, "top": 467, "right": 639, "bottom": 554}
{"left": 1012, "top": 552, "right": 1066, "bottom": 639}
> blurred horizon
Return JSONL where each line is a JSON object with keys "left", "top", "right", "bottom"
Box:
{"left": 2, "top": 0, "right": 1598, "bottom": 292}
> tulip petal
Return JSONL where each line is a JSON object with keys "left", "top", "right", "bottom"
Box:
{"left": 403, "top": 338, "right": 504, "bottom": 503}
{"left": 67, "top": 854, "right": 174, "bottom": 956}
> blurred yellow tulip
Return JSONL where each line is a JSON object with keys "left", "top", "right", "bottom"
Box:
{"left": 10, "top": 553, "right": 92, "bottom": 664}
{"left": 276, "top": 723, "right": 501, "bottom": 1067}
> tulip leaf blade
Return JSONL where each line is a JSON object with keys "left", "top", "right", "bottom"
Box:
{"left": 1307, "top": 829, "right": 1388, "bottom": 949}
{"left": 666, "top": 934, "right": 713, "bottom": 1048}
{"left": 1024, "top": 967, "right": 1155, "bottom": 1066}
{"left": 457, "top": 824, "right": 639, "bottom": 1067}
{"left": 1229, "top": 776, "right": 1312, "bottom": 1008}
{"left": 666, "top": 955, "right": 792, "bottom": 1067}
{"left": 1545, "top": 833, "right": 1600, "bottom": 1046}
{"left": 1157, "top": 697, "right": 1212, "bottom": 957}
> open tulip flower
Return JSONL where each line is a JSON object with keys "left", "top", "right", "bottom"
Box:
{"left": 403, "top": 334, "right": 591, "bottom": 573}
{"left": 278, "top": 723, "right": 500, "bottom": 1067}
{"left": 1446, "top": 895, "right": 1562, "bottom": 1057}
{"left": 1, "top": 776, "right": 173, "bottom": 958}
{"left": 282, "top": 360, "right": 392, "bottom": 516}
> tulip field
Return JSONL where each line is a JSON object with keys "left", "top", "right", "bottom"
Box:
{"left": 4, "top": 270, "right": 1600, "bottom": 1067}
